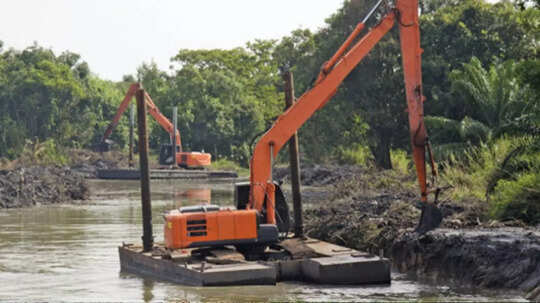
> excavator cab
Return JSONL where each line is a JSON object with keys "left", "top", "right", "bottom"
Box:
{"left": 93, "top": 139, "right": 114, "bottom": 153}
{"left": 159, "top": 143, "right": 212, "bottom": 169}
{"left": 234, "top": 181, "right": 290, "bottom": 235}
{"left": 159, "top": 144, "right": 179, "bottom": 165}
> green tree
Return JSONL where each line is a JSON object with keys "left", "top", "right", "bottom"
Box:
{"left": 421, "top": 0, "right": 538, "bottom": 119}
{"left": 0, "top": 43, "right": 125, "bottom": 158}
{"left": 426, "top": 57, "right": 538, "bottom": 159}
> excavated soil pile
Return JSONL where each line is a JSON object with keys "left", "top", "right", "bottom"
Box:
{"left": 0, "top": 166, "right": 89, "bottom": 208}
{"left": 273, "top": 164, "right": 367, "bottom": 186}
{"left": 301, "top": 168, "right": 481, "bottom": 251}
{"left": 68, "top": 149, "right": 129, "bottom": 178}
{"left": 393, "top": 229, "right": 540, "bottom": 300}
{"left": 303, "top": 169, "right": 421, "bottom": 253}
{"left": 301, "top": 165, "right": 539, "bottom": 298}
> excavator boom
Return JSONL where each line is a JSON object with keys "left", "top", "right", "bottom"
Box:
{"left": 98, "top": 83, "right": 211, "bottom": 169}
{"left": 100, "top": 83, "right": 182, "bottom": 149}
{"left": 163, "top": 0, "right": 443, "bottom": 252}
{"left": 248, "top": 0, "right": 442, "bottom": 233}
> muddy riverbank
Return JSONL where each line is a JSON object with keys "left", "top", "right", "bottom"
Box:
{"left": 279, "top": 164, "right": 540, "bottom": 300}
{"left": 0, "top": 166, "right": 89, "bottom": 208}
{"left": 2, "top": 161, "right": 538, "bottom": 299}
{"left": 393, "top": 228, "right": 540, "bottom": 300}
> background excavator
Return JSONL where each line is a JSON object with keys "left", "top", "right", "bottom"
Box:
{"left": 164, "top": 0, "right": 443, "bottom": 252}
{"left": 98, "top": 83, "right": 211, "bottom": 169}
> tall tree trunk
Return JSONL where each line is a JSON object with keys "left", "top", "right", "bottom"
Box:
{"left": 372, "top": 135, "right": 392, "bottom": 170}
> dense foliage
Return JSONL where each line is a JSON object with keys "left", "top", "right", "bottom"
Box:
{"left": 0, "top": 0, "right": 538, "bottom": 222}
{"left": 0, "top": 43, "right": 127, "bottom": 158}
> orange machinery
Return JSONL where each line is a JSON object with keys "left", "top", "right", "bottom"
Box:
{"left": 99, "top": 83, "right": 211, "bottom": 169}
{"left": 164, "top": 0, "right": 443, "bottom": 251}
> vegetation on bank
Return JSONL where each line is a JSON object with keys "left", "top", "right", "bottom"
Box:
{"left": 0, "top": 0, "right": 538, "bottom": 223}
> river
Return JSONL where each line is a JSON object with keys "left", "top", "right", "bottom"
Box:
{"left": 0, "top": 180, "right": 526, "bottom": 302}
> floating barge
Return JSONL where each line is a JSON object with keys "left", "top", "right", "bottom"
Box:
{"left": 119, "top": 237, "right": 391, "bottom": 286}
{"left": 96, "top": 169, "right": 237, "bottom": 180}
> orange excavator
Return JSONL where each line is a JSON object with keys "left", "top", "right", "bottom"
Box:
{"left": 164, "top": 0, "right": 442, "bottom": 251}
{"left": 99, "top": 83, "right": 211, "bottom": 169}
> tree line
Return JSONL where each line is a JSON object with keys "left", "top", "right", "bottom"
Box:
{"left": 1, "top": 0, "right": 538, "bottom": 222}
{"left": 0, "top": 0, "right": 537, "bottom": 164}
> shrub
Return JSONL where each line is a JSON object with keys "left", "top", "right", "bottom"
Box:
{"left": 442, "top": 137, "right": 516, "bottom": 202}
{"left": 490, "top": 172, "right": 540, "bottom": 224}
{"left": 390, "top": 149, "right": 411, "bottom": 175}
{"left": 210, "top": 158, "right": 249, "bottom": 176}
{"left": 335, "top": 144, "right": 373, "bottom": 167}
{"left": 441, "top": 135, "right": 540, "bottom": 224}
{"left": 19, "top": 138, "right": 70, "bottom": 166}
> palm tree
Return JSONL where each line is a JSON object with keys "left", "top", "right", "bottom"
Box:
{"left": 426, "top": 56, "right": 538, "bottom": 159}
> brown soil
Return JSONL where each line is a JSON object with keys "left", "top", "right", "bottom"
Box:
{"left": 393, "top": 229, "right": 540, "bottom": 300}
{"left": 278, "top": 164, "right": 539, "bottom": 299}
{"left": 0, "top": 166, "right": 89, "bottom": 208}
{"left": 68, "top": 149, "right": 130, "bottom": 178}
{"left": 273, "top": 164, "right": 367, "bottom": 187}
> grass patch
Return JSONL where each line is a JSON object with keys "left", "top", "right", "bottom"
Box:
{"left": 18, "top": 139, "right": 70, "bottom": 166}
{"left": 210, "top": 158, "right": 249, "bottom": 176}
{"left": 441, "top": 138, "right": 516, "bottom": 202}
{"left": 335, "top": 144, "right": 373, "bottom": 167}
{"left": 441, "top": 136, "right": 540, "bottom": 224}
{"left": 491, "top": 171, "right": 540, "bottom": 224}
{"left": 391, "top": 149, "right": 411, "bottom": 175}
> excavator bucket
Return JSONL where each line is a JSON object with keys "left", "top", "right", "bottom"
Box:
{"left": 415, "top": 202, "right": 443, "bottom": 234}
{"left": 93, "top": 140, "right": 113, "bottom": 152}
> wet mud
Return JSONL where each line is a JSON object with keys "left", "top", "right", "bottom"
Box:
{"left": 0, "top": 166, "right": 89, "bottom": 208}
{"left": 69, "top": 149, "right": 130, "bottom": 178}
{"left": 393, "top": 229, "right": 540, "bottom": 300}
{"left": 280, "top": 164, "right": 540, "bottom": 300}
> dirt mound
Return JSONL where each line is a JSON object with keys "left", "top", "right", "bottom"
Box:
{"left": 0, "top": 166, "right": 89, "bottom": 208}
{"left": 301, "top": 165, "right": 539, "bottom": 298}
{"left": 392, "top": 228, "right": 540, "bottom": 300}
{"left": 302, "top": 166, "right": 507, "bottom": 252}
{"left": 68, "top": 149, "right": 129, "bottom": 178}
{"left": 273, "top": 164, "right": 368, "bottom": 186}
{"left": 303, "top": 169, "right": 419, "bottom": 251}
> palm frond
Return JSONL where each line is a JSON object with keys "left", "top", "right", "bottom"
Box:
{"left": 459, "top": 116, "right": 491, "bottom": 144}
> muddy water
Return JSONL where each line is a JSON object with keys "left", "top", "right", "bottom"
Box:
{"left": 0, "top": 180, "right": 526, "bottom": 302}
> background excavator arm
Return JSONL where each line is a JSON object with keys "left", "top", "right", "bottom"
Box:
{"left": 248, "top": 0, "right": 442, "bottom": 233}
{"left": 99, "top": 83, "right": 182, "bottom": 151}
{"left": 143, "top": 91, "right": 182, "bottom": 152}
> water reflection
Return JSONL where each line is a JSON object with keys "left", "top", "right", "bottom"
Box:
{"left": 171, "top": 188, "right": 212, "bottom": 207}
{"left": 142, "top": 279, "right": 154, "bottom": 303}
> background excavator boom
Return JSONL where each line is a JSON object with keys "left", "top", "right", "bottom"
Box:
{"left": 100, "top": 83, "right": 182, "bottom": 150}
{"left": 98, "top": 83, "right": 211, "bottom": 169}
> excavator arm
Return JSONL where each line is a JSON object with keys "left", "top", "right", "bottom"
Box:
{"left": 249, "top": 0, "right": 442, "bottom": 233}
{"left": 142, "top": 91, "right": 182, "bottom": 151}
{"left": 99, "top": 83, "right": 182, "bottom": 151}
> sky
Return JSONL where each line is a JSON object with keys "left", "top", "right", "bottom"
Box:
{"left": 0, "top": 0, "right": 345, "bottom": 81}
